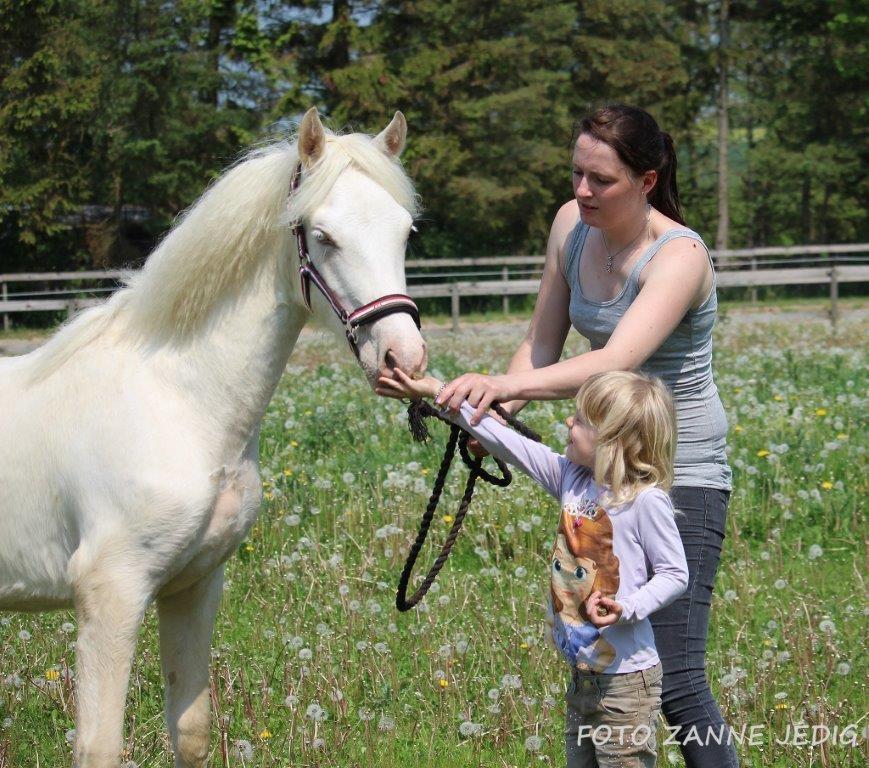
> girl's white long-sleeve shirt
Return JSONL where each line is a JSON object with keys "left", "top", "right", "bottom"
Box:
{"left": 444, "top": 402, "right": 689, "bottom": 673}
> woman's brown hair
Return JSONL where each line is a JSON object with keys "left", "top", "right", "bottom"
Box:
{"left": 578, "top": 104, "right": 685, "bottom": 225}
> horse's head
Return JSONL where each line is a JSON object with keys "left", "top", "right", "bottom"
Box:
{"left": 289, "top": 109, "right": 427, "bottom": 388}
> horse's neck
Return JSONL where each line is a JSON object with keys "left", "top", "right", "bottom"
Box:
{"left": 161, "top": 258, "right": 307, "bottom": 463}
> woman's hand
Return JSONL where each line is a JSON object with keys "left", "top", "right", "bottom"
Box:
{"left": 584, "top": 591, "right": 622, "bottom": 627}
{"left": 375, "top": 368, "right": 441, "bottom": 401}
{"left": 435, "top": 373, "right": 516, "bottom": 425}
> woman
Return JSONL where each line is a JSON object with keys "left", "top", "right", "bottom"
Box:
{"left": 436, "top": 105, "right": 738, "bottom": 768}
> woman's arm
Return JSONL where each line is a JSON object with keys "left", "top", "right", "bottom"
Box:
{"left": 499, "top": 201, "right": 577, "bottom": 415}
{"left": 438, "top": 237, "right": 711, "bottom": 423}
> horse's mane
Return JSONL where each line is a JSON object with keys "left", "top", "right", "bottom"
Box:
{"left": 26, "top": 124, "right": 419, "bottom": 383}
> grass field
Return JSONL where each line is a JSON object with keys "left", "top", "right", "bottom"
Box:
{"left": 0, "top": 311, "right": 866, "bottom": 767}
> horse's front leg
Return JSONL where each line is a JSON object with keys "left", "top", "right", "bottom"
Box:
{"left": 157, "top": 567, "right": 224, "bottom": 768}
{"left": 72, "top": 557, "right": 151, "bottom": 768}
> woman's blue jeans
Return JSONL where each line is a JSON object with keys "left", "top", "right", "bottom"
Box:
{"left": 649, "top": 487, "right": 740, "bottom": 768}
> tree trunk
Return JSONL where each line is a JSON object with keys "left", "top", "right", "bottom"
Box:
{"left": 801, "top": 177, "right": 812, "bottom": 243}
{"left": 715, "top": 0, "right": 730, "bottom": 255}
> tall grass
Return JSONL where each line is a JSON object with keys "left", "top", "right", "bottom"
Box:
{"left": 0, "top": 314, "right": 865, "bottom": 767}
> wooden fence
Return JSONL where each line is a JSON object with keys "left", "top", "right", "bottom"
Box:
{"left": 2, "top": 244, "right": 868, "bottom": 332}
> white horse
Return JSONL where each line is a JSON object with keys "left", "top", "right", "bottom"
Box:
{"left": 0, "top": 109, "right": 427, "bottom": 767}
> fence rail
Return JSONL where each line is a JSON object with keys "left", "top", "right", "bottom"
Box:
{"left": 3, "top": 244, "right": 868, "bottom": 331}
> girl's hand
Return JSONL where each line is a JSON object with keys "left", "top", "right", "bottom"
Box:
{"left": 584, "top": 591, "right": 622, "bottom": 627}
{"left": 435, "top": 372, "right": 515, "bottom": 425}
{"left": 375, "top": 368, "right": 442, "bottom": 401}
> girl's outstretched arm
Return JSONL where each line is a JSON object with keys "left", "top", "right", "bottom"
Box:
{"left": 377, "top": 369, "right": 569, "bottom": 499}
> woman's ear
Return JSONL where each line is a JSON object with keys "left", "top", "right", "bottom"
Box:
{"left": 642, "top": 169, "right": 658, "bottom": 197}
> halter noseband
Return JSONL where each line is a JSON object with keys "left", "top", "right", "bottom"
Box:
{"left": 290, "top": 163, "right": 421, "bottom": 357}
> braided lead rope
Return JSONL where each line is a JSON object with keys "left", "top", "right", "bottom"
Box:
{"left": 395, "top": 400, "right": 541, "bottom": 612}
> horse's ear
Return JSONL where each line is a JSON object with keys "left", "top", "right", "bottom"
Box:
{"left": 375, "top": 111, "right": 407, "bottom": 157}
{"left": 298, "top": 107, "right": 326, "bottom": 167}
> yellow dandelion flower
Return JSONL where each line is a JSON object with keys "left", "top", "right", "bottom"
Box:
{"left": 290, "top": 440, "right": 299, "bottom": 447}
{"left": 259, "top": 728, "right": 272, "bottom": 739}
{"left": 520, "top": 642, "right": 529, "bottom": 650}
{"left": 815, "top": 408, "right": 827, "bottom": 416}
{"left": 245, "top": 543, "right": 254, "bottom": 552}
{"left": 421, "top": 468, "right": 429, "bottom": 476}
{"left": 821, "top": 481, "right": 833, "bottom": 490}
{"left": 283, "top": 468, "right": 293, "bottom": 476}
{"left": 45, "top": 669, "right": 60, "bottom": 681}
{"left": 734, "top": 425, "right": 743, "bottom": 433}
{"left": 773, "top": 394, "right": 784, "bottom": 401}
{"left": 443, "top": 514, "right": 455, "bottom": 524}
{"left": 439, "top": 678, "right": 449, "bottom": 689}
{"left": 734, "top": 388, "right": 742, "bottom": 394}
{"left": 264, "top": 492, "right": 273, "bottom": 500}
{"left": 756, "top": 449, "right": 770, "bottom": 458}
{"left": 837, "top": 433, "right": 848, "bottom": 440}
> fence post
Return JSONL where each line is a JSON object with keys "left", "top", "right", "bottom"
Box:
{"left": 450, "top": 284, "right": 460, "bottom": 332}
{"left": 502, "top": 266, "right": 510, "bottom": 315}
{"left": 750, "top": 255, "right": 757, "bottom": 304}
{"left": 829, "top": 261, "right": 839, "bottom": 328}
{"left": 1, "top": 282, "right": 8, "bottom": 331}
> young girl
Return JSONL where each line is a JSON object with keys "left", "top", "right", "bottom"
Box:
{"left": 377, "top": 368, "right": 689, "bottom": 768}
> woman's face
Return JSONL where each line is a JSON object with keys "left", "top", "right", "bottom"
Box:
{"left": 572, "top": 132, "right": 653, "bottom": 228}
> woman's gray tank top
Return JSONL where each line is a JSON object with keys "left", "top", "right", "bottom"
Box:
{"left": 563, "top": 222, "right": 732, "bottom": 490}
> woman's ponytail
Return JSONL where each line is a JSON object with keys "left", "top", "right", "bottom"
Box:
{"left": 651, "top": 131, "right": 684, "bottom": 225}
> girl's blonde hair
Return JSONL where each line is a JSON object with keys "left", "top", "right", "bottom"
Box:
{"left": 575, "top": 370, "right": 677, "bottom": 506}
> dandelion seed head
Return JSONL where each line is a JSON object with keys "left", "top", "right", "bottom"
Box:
{"left": 459, "top": 721, "right": 482, "bottom": 737}
{"left": 305, "top": 703, "right": 327, "bottom": 721}
{"left": 232, "top": 739, "right": 254, "bottom": 760}
{"left": 378, "top": 714, "right": 395, "bottom": 731}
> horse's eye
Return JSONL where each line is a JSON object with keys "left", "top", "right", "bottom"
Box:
{"left": 552, "top": 558, "right": 561, "bottom": 572}
{"left": 312, "top": 229, "right": 334, "bottom": 246}
{"left": 573, "top": 566, "right": 586, "bottom": 580}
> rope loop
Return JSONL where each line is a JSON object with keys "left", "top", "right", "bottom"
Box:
{"left": 396, "top": 400, "right": 541, "bottom": 612}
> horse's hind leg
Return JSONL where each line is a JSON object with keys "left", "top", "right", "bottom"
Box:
{"left": 72, "top": 561, "right": 150, "bottom": 768}
{"left": 157, "top": 567, "right": 224, "bottom": 768}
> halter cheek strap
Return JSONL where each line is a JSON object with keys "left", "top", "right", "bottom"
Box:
{"left": 290, "top": 163, "right": 421, "bottom": 357}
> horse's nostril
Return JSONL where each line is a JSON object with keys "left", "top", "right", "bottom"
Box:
{"left": 384, "top": 349, "right": 398, "bottom": 370}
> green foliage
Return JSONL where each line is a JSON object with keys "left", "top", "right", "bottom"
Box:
{"left": 0, "top": 0, "right": 866, "bottom": 272}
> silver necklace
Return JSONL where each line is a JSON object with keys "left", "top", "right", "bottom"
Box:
{"left": 601, "top": 205, "right": 651, "bottom": 274}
